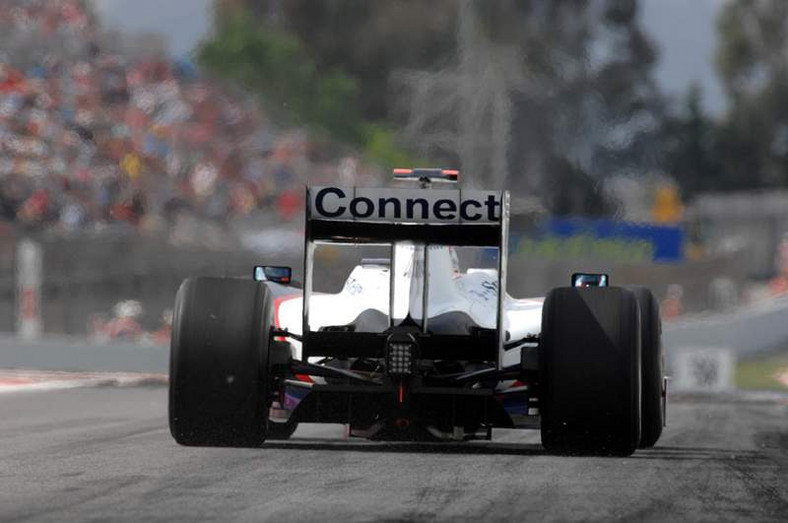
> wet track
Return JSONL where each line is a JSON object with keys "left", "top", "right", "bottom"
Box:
{"left": 0, "top": 386, "right": 786, "bottom": 522}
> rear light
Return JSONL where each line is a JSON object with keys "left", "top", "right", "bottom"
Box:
{"left": 386, "top": 334, "right": 417, "bottom": 377}
{"left": 393, "top": 168, "right": 459, "bottom": 183}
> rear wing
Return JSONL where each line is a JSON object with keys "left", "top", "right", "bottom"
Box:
{"left": 303, "top": 185, "right": 511, "bottom": 369}
{"left": 305, "top": 186, "right": 510, "bottom": 247}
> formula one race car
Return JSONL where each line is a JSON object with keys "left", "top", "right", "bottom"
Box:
{"left": 169, "top": 168, "right": 666, "bottom": 456}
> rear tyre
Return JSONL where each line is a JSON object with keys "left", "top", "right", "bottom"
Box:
{"left": 540, "top": 287, "right": 641, "bottom": 456}
{"left": 266, "top": 420, "right": 298, "bottom": 440}
{"left": 629, "top": 287, "right": 664, "bottom": 448}
{"left": 169, "top": 277, "right": 272, "bottom": 447}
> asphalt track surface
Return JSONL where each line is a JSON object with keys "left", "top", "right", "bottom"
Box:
{"left": 0, "top": 386, "right": 786, "bottom": 522}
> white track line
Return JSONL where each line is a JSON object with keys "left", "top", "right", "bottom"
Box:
{"left": 0, "top": 370, "right": 168, "bottom": 393}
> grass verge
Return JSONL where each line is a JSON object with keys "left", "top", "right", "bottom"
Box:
{"left": 736, "top": 352, "right": 788, "bottom": 390}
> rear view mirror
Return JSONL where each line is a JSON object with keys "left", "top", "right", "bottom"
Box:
{"left": 254, "top": 266, "right": 292, "bottom": 284}
{"left": 571, "top": 273, "right": 609, "bottom": 288}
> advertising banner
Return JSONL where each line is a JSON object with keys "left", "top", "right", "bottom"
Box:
{"left": 515, "top": 217, "right": 684, "bottom": 263}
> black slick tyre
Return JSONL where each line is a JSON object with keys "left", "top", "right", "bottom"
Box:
{"left": 169, "top": 277, "right": 272, "bottom": 447}
{"left": 540, "top": 287, "right": 641, "bottom": 456}
{"left": 629, "top": 287, "right": 664, "bottom": 448}
{"left": 266, "top": 420, "right": 298, "bottom": 440}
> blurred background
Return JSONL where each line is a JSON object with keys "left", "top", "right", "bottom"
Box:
{"left": 1, "top": 0, "right": 787, "bottom": 391}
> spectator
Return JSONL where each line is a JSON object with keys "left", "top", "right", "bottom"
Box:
{"left": 0, "top": 0, "right": 380, "bottom": 243}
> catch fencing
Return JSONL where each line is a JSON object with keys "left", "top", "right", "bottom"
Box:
{"left": 0, "top": 230, "right": 750, "bottom": 337}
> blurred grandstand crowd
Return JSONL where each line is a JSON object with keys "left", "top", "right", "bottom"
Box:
{"left": 0, "top": 0, "right": 377, "bottom": 242}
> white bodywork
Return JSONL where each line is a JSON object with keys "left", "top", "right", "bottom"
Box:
{"left": 277, "top": 245, "right": 543, "bottom": 368}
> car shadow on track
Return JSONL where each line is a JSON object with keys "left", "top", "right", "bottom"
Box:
{"left": 628, "top": 446, "right": 769, "bottom": 461}
{"left": 259, "top": 441, "right": 772, "bottom": 460}
{"left": 262, "top": 439, "right": 545, "bottom": 456}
